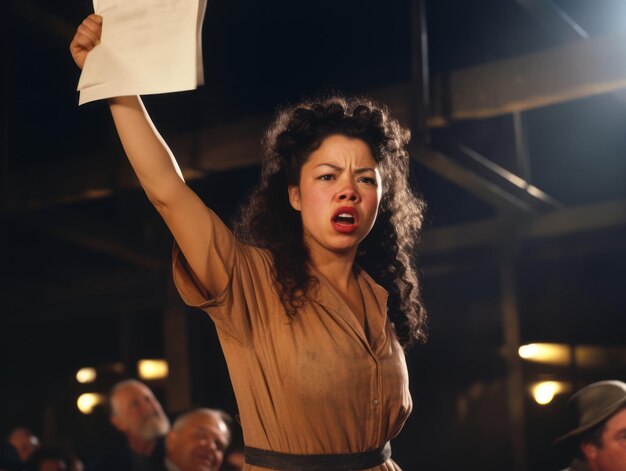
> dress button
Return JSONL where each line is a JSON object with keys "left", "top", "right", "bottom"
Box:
{"left": 372, "top": 399, "right": 379, "bottom": 407}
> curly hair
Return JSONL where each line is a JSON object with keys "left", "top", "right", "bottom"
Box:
{"left": 234, "top": 96, "right": 427, "bottom": 347}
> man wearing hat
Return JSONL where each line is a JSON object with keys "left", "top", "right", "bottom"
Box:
{"left": 555, "top": 380, "right": 626, "bottom": 471}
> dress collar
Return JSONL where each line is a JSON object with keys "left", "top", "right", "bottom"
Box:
{"left": 308, "top": 264, "right": 389, "bottom": 352}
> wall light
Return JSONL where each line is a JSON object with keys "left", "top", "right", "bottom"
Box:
{"left": 530, "top": 381, "right": 571, "bottom": 405}
{"left": 518, "top": 343, "right": 570, "bottom": 366}
{"left": 77, "top": 393, "right": 106, "bottom": 414}
{"left": 76, "top": 367, "right": 97, "bottom": 384}
{"left": 137, "top": 359, "right": 168, "bottom": 380}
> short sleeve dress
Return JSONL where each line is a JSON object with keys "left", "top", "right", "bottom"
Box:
{"left": 172, "top": 209, "right": 412, "bottom": 471}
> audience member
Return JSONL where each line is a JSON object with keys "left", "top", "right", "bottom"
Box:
{"left": 10, "top": 429, "right": 39, "bottom": 465}
{"left": 28, "top": 448, "right": 68, "bottom": 471}
{"left": 165, "top": 409, "right": 230, "bottom": 471}
{"left": 88, "top": 379, "right": 170, "bottom": 471}
{"left": 0, "top": 428, "right": 39, "bottom": 471}
{"left": 555, "top": 380, "right": 626, "bottom": 471}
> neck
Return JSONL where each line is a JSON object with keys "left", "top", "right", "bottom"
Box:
{"left": 308, "top": 246, "right": 357, "bottom": 291}
{"left": 127, "top": 436, "right": 156, "bottom": 457}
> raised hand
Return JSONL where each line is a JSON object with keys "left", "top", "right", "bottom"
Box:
{"left": 69, "top": 14, "right": 102, "bottom": 70}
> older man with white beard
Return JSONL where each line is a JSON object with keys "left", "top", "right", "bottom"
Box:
{"left": 87, "top": 380, "right": 170, "bottom": 471}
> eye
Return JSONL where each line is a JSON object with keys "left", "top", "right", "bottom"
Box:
{"left": 358, "top": 176, "right": 378, "bottom": 186}
{"left": 317, "top": 174, "right": 335, "bottom": 181}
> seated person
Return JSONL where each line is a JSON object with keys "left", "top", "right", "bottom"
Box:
{"left": 88, "top": 380, "right": 170, "bottom": 471}
{"left": 555, "top": 380, "right": 626, "bottom": 471}
{"left": 165, "top": 409, "right": 231, "bottom": 471}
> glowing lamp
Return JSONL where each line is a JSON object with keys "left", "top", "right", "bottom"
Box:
{"left": 530, "top": 381, "right": 571, "bottom": 405}
{"left": 77, "top": 393, "right": 105, "bottom": 414}
{"left": 138, "top": 359, "right": 169, "bottom": 380}
{"left": 76, "top": 367, "right": 97, "bottom": 384}
{"left": 518, "top": 343, "right": 570, "bottom": 366}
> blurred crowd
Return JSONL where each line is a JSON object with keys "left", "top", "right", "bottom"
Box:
{"left": 0, "top": 380, "right": 244, "bottom": 471}
{"left": 2, "top": 379, "right": 626, "bottom": 470}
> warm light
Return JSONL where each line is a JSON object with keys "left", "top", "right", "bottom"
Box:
{"left": 533, "top": 382, "right": 558, "bottom": 405}
{"left": 530, "top": 381, "right": 571, "bottom": 405}
{"left": 77, "top": 393, "right": 105, "bottom": 414}
{"left": 76, "top": 367, "right": 97, "bottom": 384}
{"left": 518, "top": 344, "right": 539, "bottom": 359}
{"left": 518, "top": 343, "right": 570, "bottom": 365}
{"left": 138, "top": 359, "right": 168, "bottom": 380}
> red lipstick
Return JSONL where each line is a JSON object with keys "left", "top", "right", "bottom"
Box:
{"left": 331, "top": 206, "right": 359, "bottom": 234}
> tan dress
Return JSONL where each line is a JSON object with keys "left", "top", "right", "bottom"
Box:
{"left": 172, "top": 209, "right": 412, "bottom": 470}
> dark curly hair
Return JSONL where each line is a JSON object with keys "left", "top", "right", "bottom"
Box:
{"left": 234, "top": 96, "right": 427, "bottom": 347}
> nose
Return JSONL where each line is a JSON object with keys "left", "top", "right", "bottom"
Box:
{"left": 337, "top": 181, "right": 360, "bottom": 203}
{"left": 198, "top": 437, "right": 218, "bottom": 451}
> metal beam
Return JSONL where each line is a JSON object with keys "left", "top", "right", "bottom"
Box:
{"left": 413, "top": 145, "right": 535, "bottom": 213}
{"left": 6, "top": 30, "right": 626, "bottom": 210}
{"left": 410, "top": 0, "right": 431, "bottom": 145}
{"left": 516, "top": 0, "right": 589, "bottom": 42}
{"left": 456, "top": 144, "right": 562, "bottom": 211}
{"left": 450, "top": 31, "right": 626, "bottom": 119}
{"left": 421, "top": 199, "right": 626, "bottom": 255}
{"left": 499, "top": 245, "right": 527, "bottom": 471}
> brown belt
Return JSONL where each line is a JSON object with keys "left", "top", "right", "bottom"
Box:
{"left": 244, "top": 442, "right": 391, "bottom": 470}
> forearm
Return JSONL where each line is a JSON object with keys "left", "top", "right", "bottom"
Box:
{"left": 108, "top": 95, "right": 185, "bottom": 206}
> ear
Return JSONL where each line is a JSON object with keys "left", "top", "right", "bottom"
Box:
{"left": 580, "top": 442, "right": 598, "bottom": 461}
{"left": 288, "top": 185, "right": 301, "bottom": 211}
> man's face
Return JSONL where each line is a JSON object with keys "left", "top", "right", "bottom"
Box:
{"left": 583, "top": 408, "right": 626, "bottom": 471}
{"left": 166, "top": 412, "right": 230, "bottom": 471}
{"left": 8, "top": 429, "right": 39, "bottom": 462}
{"left": 110, "top": 383, "right": 170, "bottom": 442}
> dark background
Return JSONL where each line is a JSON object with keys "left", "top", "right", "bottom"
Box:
{"left": 2, "top": 0, "right": 626, "bottom": 469}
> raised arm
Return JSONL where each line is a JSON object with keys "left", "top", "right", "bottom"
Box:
{"left": 70, "top": 15, "right": 228, "bottom": 298}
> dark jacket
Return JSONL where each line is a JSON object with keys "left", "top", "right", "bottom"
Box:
{"left": 87, "top": 436, "right": 165, "bottom": 471}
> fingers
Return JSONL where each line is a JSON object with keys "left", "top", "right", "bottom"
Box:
{"left": 70, "top": 14, "right": 102, "bottom": 52}
{"left": 69, "top": 14, "right": 103, "bottom": 68}
{"left": 79, "top": 14, "right": 102, "bottom": 45}
{"left": 82, "top": 14, "right": 103, "bottom": 41}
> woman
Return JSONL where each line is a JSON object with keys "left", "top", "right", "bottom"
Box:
{"left": 70, "top": 14, "right": 427, "bottom": 471}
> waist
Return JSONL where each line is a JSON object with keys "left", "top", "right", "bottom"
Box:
{"left": 244, "top": 442, "right": 391, "bottom": 471}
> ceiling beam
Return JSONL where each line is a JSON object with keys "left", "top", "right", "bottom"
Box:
{"left": 412, "top": 145, "right": 535, "bottom": 213}
{"left": 7, "top": 27, "right": 626, "bottom": 210}
{"left": 516, "top": 0, "right": 589, "bottom": 41}
{"left": 449, "top": 31, "right": 626, "bottom": 120}
{"left": 421, "top": 199, "right": 626, "bottom": 255}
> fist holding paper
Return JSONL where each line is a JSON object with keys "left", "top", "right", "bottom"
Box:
{"left": 74, "top": 0, "right": 207, "bottom": 105}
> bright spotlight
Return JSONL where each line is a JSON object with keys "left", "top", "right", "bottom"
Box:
{"left": 518, "top": 344, "right": 539, "bottom": 359}
{"left": 530, "top": 381, "right": 571, "bottom": 405}
{"left": 533, "top": 382, "right": 558, "bottom": 405}
{"left": 518, "top": 343, "right": 570, "bottom": 365}
{"left": 77, "top": 393, "right": 105, "bottom": 414}
{"left": 137, "top": 359, "right": 168, "bottom": 380}
{"left": 76, "top": 367, "right": 97, "bottom": 384}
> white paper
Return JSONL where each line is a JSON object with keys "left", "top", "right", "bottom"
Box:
{"left": 78, "top": 0, "right": 206, "bottom": 105}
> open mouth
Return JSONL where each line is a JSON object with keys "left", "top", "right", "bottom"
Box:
{"left": 331, "top": 206, "right": 359, "bottom": 233}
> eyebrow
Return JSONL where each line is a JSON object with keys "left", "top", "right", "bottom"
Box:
{"left": 314, "top": 163, "right": 376, "bottom": 174}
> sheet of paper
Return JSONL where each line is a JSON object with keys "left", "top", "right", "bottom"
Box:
{"left": 78, "top": 0, "right": 207, "bottom": 105}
